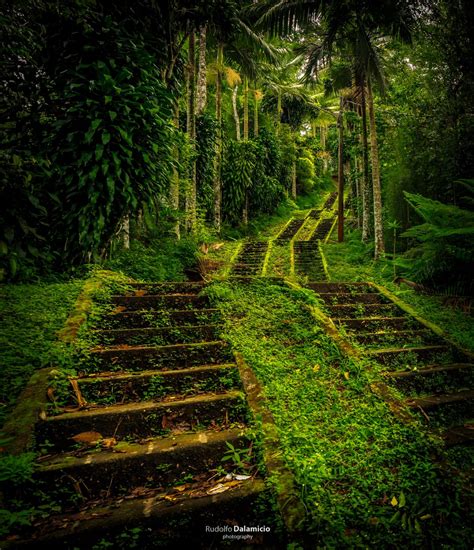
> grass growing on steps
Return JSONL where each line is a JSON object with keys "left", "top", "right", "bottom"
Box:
{"left": 204, "top": 279, "right": 472, "bottom": 548}
{"left": 323, "top": 229, "right": 474, "bottom": 352}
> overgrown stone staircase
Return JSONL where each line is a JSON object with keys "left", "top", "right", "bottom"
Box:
{"left": 306, "top": 282, "right": 474, "bottom": 447}
{"left": 11, "top": 282, "right": 274, "bottom": 548}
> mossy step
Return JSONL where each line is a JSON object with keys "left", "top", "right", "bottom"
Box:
{"left": 36, "top": 391, "right": 246, "bottom": 450}
{"left": 111, "top": 294, "right": 209, "bottom": 311}
{"left": 319, "top": 292, "right": 390, "bottom": 305}
{"left": 308, "top": 209, "right": 323, "bottom": 218}
{"left": 334, "top": 316, "right": 423, "bottom": 331}
{"left": 309, "top": 219, "right": 335, "bottom": 241}
{"left": 367, "top": 345, "right": 450, "bottom": 364}
{"left": 406, "top": 389, "right": 474, "bottom": 409}
{"left": 386, "top": 363, "right": 473, "bottom": 379}
{"left": 276, "top": 219, "right": 306, "bottom": 241}
{"left": 442, "top": 423, "right": 474, "bottom": 446}
{"left": 70, "top": 364, "right": 240, "bottom": 405}
{"left": 92, "top": 325, "right": 220, "bottom": 346}
{"left": 100, "top": 308, "right": 221, "bottom": 329}
{"left": 306, "top": 282, "right": 375, "bottom": 294}
{"left": 353, "top": 329, "right": 439, "bottom": 346}
{"left": 90, "top": 341, "right": 233, "bottom": 371}
{"left": 125, "top": 282, "right": 206, "bottom": 295}
{"left": 326, "top": 303, "right": 402, "bottom": 318}
{"left": 8, "top": 478, "right": 267, "bottom": 549}
{"left": 36, "top": 428, "right": 249, "bottom": 500}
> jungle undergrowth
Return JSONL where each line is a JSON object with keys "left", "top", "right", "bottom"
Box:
{"left": 204, "top": 278, "right": 472, "bottom": 548}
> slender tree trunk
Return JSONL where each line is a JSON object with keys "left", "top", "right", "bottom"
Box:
{"left": 122, "top": 215, "right": 130, "bottom": 249}
{"left": 320, "top": 126, "right": 327, "bottom": 173}
{"left": 354, "top": 157, "right": 361, "bottom": 229}
{"left": 312, "top": 121, "right": 316, "bottom": 138}
{"left": 253, "top": 89, "right": 259, "bottom": 137}
{"left": 291, "top": 133, "right": 297, "bottom": 199}
{"left": 232, "top": 85, "right": 241, "bottom": 140}
{"left": 360, "top": 80, "right": 371, "bottom": 243}
{"left": 276, "top": 90, "right": 282, "bottom": 135}
{"left": 196, "top": 25, "right": 207, "bottom": 115}
{"left": 186, "top": 33, "right": 197, "bottom": 234}
{"left": 170, "top": 103, "right": 180, "bottom": 239}
{"left": 243, "top": 76, "right": 249, "bottom": 140}
{"left": 337, "top": 96, "right": 344, "bottom": 242}
{"left": 242, "top": 194, "right": 249, "bottom": 225}
{"left": 367, "top": 76, "right": 385, "bottom": 259}
{"left": 213, "top": 43, "right": 224, "bottom": 233}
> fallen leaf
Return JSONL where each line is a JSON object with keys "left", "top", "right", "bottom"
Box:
{"left": 71, "top": 431, "right": 102, "bottom": 446}
{"left": 47, "top": 387, "right": 55, "bottom": 402}
{"left": 210, "top": 242, "right": 224, "bottom": 251}
{"left": 234, "top": 474, "right": 251, "bottom": 481}
{"left": 390, "top": 496, "right": 398, "bottom": 507}
{"left": 207, "top": 483, "right": 230, "bottom": 495}
{"left": 101, "top": 437, "right": 117, "bottom": 449}
{"left": 174, "top": 485, "right": 188, "bottom": 493}
{"left": 39, "top": 410, "right": 47, "bottom": 421}
{"left": 343, "top": 371, "right": 350, "bottom": 380}
{"left": 134, "top": 290, "right": 146, "bottom": 297}
{"left": 313, "top": 365, "right": 321, "bottom": 373}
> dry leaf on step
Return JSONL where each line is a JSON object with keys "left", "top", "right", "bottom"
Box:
{"left": 71, "top": 431, "right": 102, "bottom": 446}
{"left": 101, "top": 437, "right": 117, "bottom": 449}
{"left": 210, "top": 242, "right": 225, "bottom": 251}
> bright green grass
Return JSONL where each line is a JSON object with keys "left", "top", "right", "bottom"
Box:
{"left": 0, "top": 280, "right": 83, "bottom": 428}
{"left": 205, "top": 279, "right": 472, "bottom": 548}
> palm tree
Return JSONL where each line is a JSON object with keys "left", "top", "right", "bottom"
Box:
{"left": 256, "top": 0, "right": 416, "bottom": 258}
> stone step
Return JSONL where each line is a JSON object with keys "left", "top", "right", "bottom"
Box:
{"left": 10, "top": 478, "right": 266, "bottom": 549}
{"left": 334, "top": 317, "right": 423, "bottom": 331}
{"left": 406, "top": 389, "right": 474, "bottom": 410}
{"left": 306, "top": 282, "right": 375, "bottom": 294}
{"left": 319, "top": 292, "right": 389, "bottom": 305}
{"left": 111, "top": 294, "right": 209, "bottom": 311}
{"left": 36, "top": 391, "right": 246, "bottom": 450}
{"left": 36, "top": 428, "right": 249, "bottom": 500}
{"left": 93, "top": 324, "right": 220, "bottom": 346}
{"left": 367, "top": 345, "right": 451, "bottom": 365}
{"left": 386, "top": 363, "right": 473, "bottom": 379}
{"left": 90, "top": 341, "right": 233, "bottom": 372}
{"left": 442, "top": 423, "right": 474, "bottom": 446}
{"left": 71, "top": 364, "right": 240, "bottom": 405}
{"left": 100, "top": 308, "right": 221, "bottom": 329}
{"left": 352, "top": 329, "right": 438, "bottom": 346}
{"left": 325, "top": 303, "right": 402, "bottom": 318}
{"left": 124, "top": 282, "right": 206, "bottom": 295}
{"left": 276, "top": 219, "right": 306, "bottom": 241}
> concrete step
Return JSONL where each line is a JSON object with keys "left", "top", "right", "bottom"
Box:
{"left": 406, "top": 389, "right": 474, "bottom": 410}
{"left": 36, "top": 391, "right": 246, "bottom": 450}
{"left": 319, "top": 292, "right": 389, "bottom": 305}
{"left": 325, "top": 303, "right": 402, "bottom": 318}
{"left": 111, "top": 294, "right": 209, "bottom": 311}
{"left": 334, "top": 317, "right": 423, "bottom": 331}
{"left": 10, "top": 478, "right": 267, "bottom": 549}
{"left": 93, "top": 324, "right": 220, "bottom": 346}
{"left": 367, "top": 345, "right": 451, "bottom": 365}
{"left": 306, "top": 282, "right": 375, "bottom": 294}
{"left": 99, "top": 308, "right": 221, "bottom": 329}
{"left": 124, "top": 282, "right": 206, "bottom": 295}
{"left": 36, "top": 428, "right": 249, "bottom": 500}
{"left": 89, "top": 341, "right": 233, "bottom": 372}
{"left": 70, "top": 364, "right": 240, "bottom": 406}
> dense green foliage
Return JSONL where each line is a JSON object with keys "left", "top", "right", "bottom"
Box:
{"left": 207, "top": 279, "right": 472, "bottom": 547}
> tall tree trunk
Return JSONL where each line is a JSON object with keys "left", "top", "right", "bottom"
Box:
{"left": 170, "top": 103, "right": 180, "bottom": 239}
{"left": 243, "top": 76, "right": 249, "bottom": 140}
{"left": 291, "top": 133, "right": 297, "bottom": 200}
{"left": 232, "top": 85, "right": 241, "bottom": 140}
{"left": 367, "top": 76, "right": 385, "bottom": 259}
{"left": 196, "top": 25, "right": 207, "bottom": 115}
{"left": 320, "top": 126, "right": 328, "bottom": 173}
{"left": 213, "top": 43, "right": 224, "bottom": 233}
{"left": 354, "top": 156, "right": 361, "bottom": 229}
{"left": 276, "top": 90, "right": 282, "bottom": 135}
{"left": 186, "top": 33, "right": 197, "bottom": 234}
{"left": 253, "top": 88, "right": 259, "bottom": 137}
{"left": 360, "top": 80, "right": 371, "bottom": 243}
{"left": 337, "top": 96, "right": 344, "bottom": 242}
{"left": 122, "top": 215, "right": 130, "bottom": 249}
